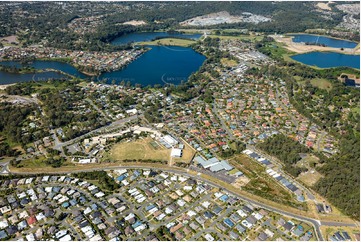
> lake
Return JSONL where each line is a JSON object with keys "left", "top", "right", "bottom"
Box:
{"left": 291, "top": 52, "right": 360, "bottom": 69}
{"left": 0, "top": 45, "right": 206, "bottom": 86}
{"left": 111, "top": 32, "right": 202, "bottom": 45}
{"left": 0, "top": 71, "right": 68, "bottom": 85}
{"left": 0, "top": 60, "right": 87, "bottom": 79}
{"left": 291, "top": 34, "right": 358, "bottom": 49}
{"left": 99, "top": 45, "right": 206, "bottom": 85}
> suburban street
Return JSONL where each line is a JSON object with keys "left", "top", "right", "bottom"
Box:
{"left": 52, "top": 114, "right": 143, "bottom": 151}
{"left": 5, "top": 164, "right": 359, "bottom": 241}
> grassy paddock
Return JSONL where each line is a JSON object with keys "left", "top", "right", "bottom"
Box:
{"left": 310, "top": 78, "right": 332, "bottom": 90}
{"left": 109, "top": 137, "right": 170, "bottom": 162}
{"left": 172, "top": 139, "right": 196, "bottom": 164}
{"left": 231, "top": 154, "right": 305, "bottom": 209}
{"left": 137, "top": 38, "right": 196, "bottom": 47}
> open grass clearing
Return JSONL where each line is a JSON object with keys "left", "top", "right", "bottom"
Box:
{"left": 109, "top": 137, "right": 170, "bottom": 162}
{"left": 221, "top": 58, "right": 238, "bottom": 67}
{"left": 230, "top": 155, "right": 304, "bottom": 209}
{"left": 15, "top": 156, "right": 74, "bottom": 169}
{"left": 137, "top": 38, "right": 196, "bottom": 47}
{"left": 320, "top": 225, "right": 360, "bottom": 241}
{"left": 297, "top": 171, "right": 323, "bottom": 187}
{"left": 208, "top": 34, "right": 263, "bottom": 42}
{"left": 310, "top": 78, "right": 332, "bottom": 91}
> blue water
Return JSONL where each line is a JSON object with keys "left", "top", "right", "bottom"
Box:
{"left": 0, "top": 46, "right": 206, "bottom": 86}
{"left": 0, "top": 60, "right": 87, "bottom": 79}
{"left": 99, "top": 45, "right": 206, "bottom": 86}
{"left": 112, "top": 32, "right": 202, "bottom": 45}
{"left": 0, "top": 71, "right": 68, "bottom": 85}
{"left": 291, "top": 52, "right": 360, "bottom": 69}
{"left": 291, "top": 34, "right": 358, "bottom": 48}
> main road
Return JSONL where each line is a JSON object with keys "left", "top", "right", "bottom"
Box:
{"left": 6, "top": 164, "right": 358, "bottom": 240}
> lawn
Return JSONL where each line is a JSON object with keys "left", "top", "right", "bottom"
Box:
{"left": 137, "top": 38, "right": 196, "bottom": 47}
{"left": 310, "top": 78, "right": 332, "bottom": 91}
{"left": 320, "top": 226, "right": 360, "bottom": 241}
{"left": 221, "top": 58, "right": 238, "bottom": 67}
{"left": 15, "top": 156, "right": 74, "bottom": 169}
{"left": 109, "top": 137, "right": 170, "bottom": 162}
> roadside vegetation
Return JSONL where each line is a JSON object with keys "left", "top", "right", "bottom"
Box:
{"left": 231, "top": 155, "right": 306, "bottom": 210}
{"left": 253, "top": 38, "right": 360, "bottom": 220}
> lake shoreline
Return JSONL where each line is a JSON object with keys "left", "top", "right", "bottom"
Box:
{"left": 286, "top": 32, "right": 359, "bottom": 44}
{"left": 271, "top": 35, "right": 360, "bottom": 55}
{"left": 290, "top": 52, "right": 360, "bottom": 70}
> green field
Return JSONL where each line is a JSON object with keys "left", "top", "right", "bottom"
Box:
{"left": 208, "top": 34, "right": 263, "bottom": 42}
{"left": 310, "top": 78, "right": 333, "bottom": 90}
{"left": 137, "top": 38, "right": 196, "bottom": 47}
{"left": 109, "top": 137, "right": 170, "bottom": 162}
{"left": 15, "top": 156, "right": 74, "bottom": 169}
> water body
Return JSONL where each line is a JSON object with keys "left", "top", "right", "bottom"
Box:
{"left": 291, "top": 52, "right": 360, "bottom": 69}
{"left": 112, "top": 32, "right": 202, "bottom": 45}
{"left": 291, "top": 34, "right": 358, "bottom": 48}
{"left": 0, "top": 46, "right": 206, "bottom": 86}
{"left": 99, "top": 45, "right": 206, "bottom": 86}
{"left": 0, "top": 60, "right": 87, "bottom": 79}
{"left": 0, "top": 71, "right": 67, "bottom": 85}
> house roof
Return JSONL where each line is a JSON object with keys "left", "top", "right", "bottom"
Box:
{"left": 26, "top": 216, "right": 37, "bottom": 225}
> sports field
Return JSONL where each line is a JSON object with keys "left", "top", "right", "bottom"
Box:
{"left": 109, "top": 137, "right": 170, "bottom": 162}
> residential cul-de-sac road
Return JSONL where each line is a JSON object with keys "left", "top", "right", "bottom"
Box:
{"left": 4, "top": 164, "right": 358, "bottom": 241}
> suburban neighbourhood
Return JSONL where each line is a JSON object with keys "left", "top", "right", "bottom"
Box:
{"left": 0, "top": 1, "right": 359, "bottom": 241}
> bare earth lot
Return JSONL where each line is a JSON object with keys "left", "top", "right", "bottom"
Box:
{"left": 271, "top": 35, "right": 360, "bottom": 55}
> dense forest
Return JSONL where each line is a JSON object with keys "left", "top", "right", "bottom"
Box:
{"left": 72, "top": 171, "right": 120, "bottom": 191}
{"left": 0, "top": 1, "right": 350, "bottom": 50}
{"left": 257, "top": 134, "right": 309, "bottom": 177}
{"left": 0, "top": 102, "right": 36, "bottom": 145}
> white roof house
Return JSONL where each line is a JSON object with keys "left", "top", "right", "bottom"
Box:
{"left": 163, "top": 135, "right": 178, "bottom": 146}
{"left": 171, "top": 148, "right": 182, "bottom": 157}
{"left": 126, "top": 108, "right": 137, "bottom": 115}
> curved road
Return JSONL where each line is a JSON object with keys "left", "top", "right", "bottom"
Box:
{"left": 5, "top": 164, "right": 357, "bottom": 240}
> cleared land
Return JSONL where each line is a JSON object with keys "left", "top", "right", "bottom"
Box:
{"left": 137, "top": 38, "right": 196, "bottom": 47}
{"left": 271, "top": 35, "right": 360, "bottom": 54}
{"left": 15, "top": 156, "right": 74, "bottom": 169}
{"left": 0, "top": 35, "right": 19, "bottom": 46}
{"left": 109, "top": 137, "right": 170, "bottom": 162}
{"left": 172, "top": 140, "right": 196, "bottom": 164}
{"left": 208, "top": 34, "right": 263, "bottom": 42}
{"left": 310, "top": 78, "right": 333, "bottom": 90}
{"left": 221, "top": 58, "right": 238, "bottom": 67}
{"left": 180, "top": 11, "right": 270, "bottom": 26}
{"left": 316, "top": 2, "right": 332, "bottom": 11}
{"left": 297, "top": 171, "right": 323, "bottom": 187}
{"left": 121, "top": 20, "right": 146, "bottom": 26}
{"left": 230, "top": 154, "right": 304, "bottom": 209}
{"left": 320, "top": 225, "right": 360, "bottom": 241}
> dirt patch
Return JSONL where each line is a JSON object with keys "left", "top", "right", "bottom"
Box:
{"left": 122, "top": 20, "right": 147, "bottom": 26}
{"left": 316, "top": 2, "right": 331, "bottom": 11}
{"left": 0, "top": 35, "right": 18, "bottom": 44}
{"left": 297, "top": 171, "right": 323, "bottom": 187}
{"left": 180, "top": 11, "right": 270, "bottom": 26}
{"left": 271, "top": 35, "right": 360, "bottom": 54}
